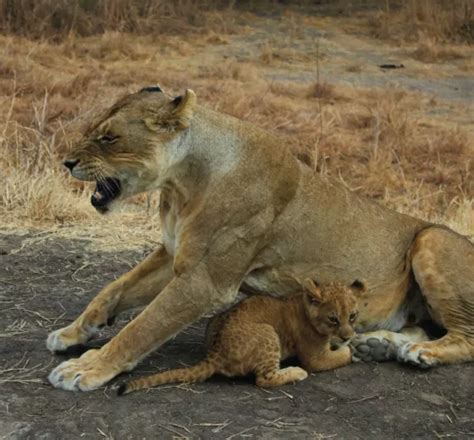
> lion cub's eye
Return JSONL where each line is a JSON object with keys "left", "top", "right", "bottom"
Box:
{"left": 349, "top": 312, "right": 359, "bottom": 323}
{"left": 97, "top": 134, "right": 119, "bottom": 144}
{"left": 306, "top": 294, "right": 320, "bottom": 306}
{"left": 328, "top": 316, "right": 339, "bottom": 325}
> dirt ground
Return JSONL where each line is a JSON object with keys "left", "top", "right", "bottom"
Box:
{"left": 0, "top": 232, "right": 473, "bottom": 440}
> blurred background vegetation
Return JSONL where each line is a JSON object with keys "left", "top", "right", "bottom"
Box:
{"left": 0, "top": 0, "right": 472, "bottom": 43}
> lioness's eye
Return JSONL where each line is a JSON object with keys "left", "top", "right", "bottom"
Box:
{"left": 349, "top": 312, "right": 358, "bottom": 322}
{"left": 328, "top": 316, "right": 339, "bottom": 325}
{"left": 97, "top": 134, "right": 119, "bottom": 144}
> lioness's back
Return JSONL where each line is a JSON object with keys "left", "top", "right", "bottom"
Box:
{"left": 256, "top": 165, "right": 428, "bottom": 286}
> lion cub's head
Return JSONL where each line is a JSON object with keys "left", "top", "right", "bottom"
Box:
{"left": 63, "top": 86, "right": 197, "bottom": 213}
{"left": 302, "top": 279, "right": 363, "bottom": 342}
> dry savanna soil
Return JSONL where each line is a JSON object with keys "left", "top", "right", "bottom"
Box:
{"left": 1, "top": 2, "right": 473, "bottom": 439}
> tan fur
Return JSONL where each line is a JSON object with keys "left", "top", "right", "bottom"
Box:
{"left": 47, "top": 87, "right": 474, "bottom": 391}
{"left": 119, "top": 281, "right": 359, "bottom": 394}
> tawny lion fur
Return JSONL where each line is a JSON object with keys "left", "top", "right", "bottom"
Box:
{"left": 47, "top": 87, "right": 474, "bottom": 391}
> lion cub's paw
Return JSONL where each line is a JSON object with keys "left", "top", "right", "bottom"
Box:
{"left": 397, "top": 342, "right": 438, "bottom": 368}
{"left": 286, "top": 366, "right": 309, "bottom": 382}
{"left": 350, "top": 333, "right": 399, "bottom": 362}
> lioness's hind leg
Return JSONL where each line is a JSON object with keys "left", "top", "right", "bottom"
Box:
{"left": 351, "top": 327, "right": 429, "bottom": 363}
{"left": 47, "top": 245, "right": 173, "bottom": 352}
{"left": 400, "top": 227, "right": 474, "bottom": 367}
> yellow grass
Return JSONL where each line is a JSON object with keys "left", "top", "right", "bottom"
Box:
{"left": 0, "top": 3, "right": 472, "bottom": 244}
{"left": 0, "top": 0, "right": 238, "bottom": 40}
{"left": 366, "top": 0, "right": 473, "bottom": 44}
{"left": 339, "top": 0, "right": 474, "bottom": 63}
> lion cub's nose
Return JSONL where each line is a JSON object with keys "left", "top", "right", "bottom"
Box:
{"left": 64, "top": 158, "right": 80, "bottom": 171}
{"left": 340, "top": 329, "right": 355, "bottom": 342}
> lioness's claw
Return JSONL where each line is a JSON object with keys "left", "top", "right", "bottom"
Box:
{"left": 48, "top": 349, "right": 118, "bottom": 391}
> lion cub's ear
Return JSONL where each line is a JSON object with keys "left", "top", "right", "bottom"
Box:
{"left": 166, "top": 89, "right": 197, "bottom": 129}
{"left": 303, "top": 278, "right": 323, "bottom": 304}
{"left": 349, "top": 279, "right": 366, "bottom": 294}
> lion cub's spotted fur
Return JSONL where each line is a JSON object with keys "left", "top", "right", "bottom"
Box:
{"left": 118, "top": 280, "right": 360, "bottom": 394}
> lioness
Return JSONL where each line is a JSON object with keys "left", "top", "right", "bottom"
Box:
{"left": 118, "top": 279, "right": 360, "bottom": 395}
{"left": 48, "top": 86, "right": 474, "bottom": 391}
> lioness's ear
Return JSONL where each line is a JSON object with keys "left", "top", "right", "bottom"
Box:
{"left": 303, "top": 278, "right": 323, "bottom": 303}
{"left": 139, "top": 85, "right": 163, "bottom": 93}
{"left": 167, "top": 89, "right": 197, "bottom": 129}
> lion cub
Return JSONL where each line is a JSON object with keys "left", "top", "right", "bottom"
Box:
{"left": 118, "top": 279, "right": 360, "bottom": 395}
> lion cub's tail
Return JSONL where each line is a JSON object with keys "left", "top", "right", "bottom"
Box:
{"left": 117, "top": 357, "right": 218, "bottom": 396}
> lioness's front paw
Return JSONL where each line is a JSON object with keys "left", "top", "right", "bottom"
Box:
{"left": 48, "top": 349, "right": 118, "bottom": 391}
{"left": 47, "top": 324, "right": 96, "bottom": 352}
{"left": 397, "top": 342, "right": 438, "bottom": 368}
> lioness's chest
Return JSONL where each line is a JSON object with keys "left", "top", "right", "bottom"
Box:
{"left": 160, "top": 194, "right": 178, "bottom": 256}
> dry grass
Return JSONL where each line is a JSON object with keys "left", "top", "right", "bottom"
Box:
{"left": 366, "top": 0, "right": 474, "bottom": 44}
{"left": 0, "top": 355, "right": 48, "bottom": 385}
{"left": 0, "top": 0, "right": 238, "bottom": 40}
{"left": 259, "top": 40, "right": 321, "bottom": 66}
{"left": 410, "top": 39, "right": 467, "bottom": 62}
{"left": 306, "top": 81, "right": 338, "bottom": 100}
{"left": 0, "top": 5, "right": 472, "bottom": 240}
{"left": 339, "top": 0, "right": 474, "bottom": 63}
{"left": 303, "top": 86, "right": 472, "bottom": 228}
{"left": 198, "top": 59, "right": 260, "bottom": 82}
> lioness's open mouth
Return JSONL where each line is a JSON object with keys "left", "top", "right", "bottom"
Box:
{"left": 91, "top": 178, "right": 121, "bottom": 213}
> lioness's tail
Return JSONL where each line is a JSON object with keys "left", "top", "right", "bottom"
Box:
{"left": 117, "top": 358, "right": 218, "bottom": 396}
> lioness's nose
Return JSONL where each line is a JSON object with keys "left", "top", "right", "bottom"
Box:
{"left": 64, "top": 158, "right": 80, "bottom": 171}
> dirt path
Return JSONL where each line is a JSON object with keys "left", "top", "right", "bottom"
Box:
{"left": 1, "top": 232, "right": 473, "bottom": 439}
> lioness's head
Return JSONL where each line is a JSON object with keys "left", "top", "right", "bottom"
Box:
{"left": 302, "top": 279, "right": 363, "bottom": 342}
{"left": 64, "top": 86, "right": 197, "bottom": 213}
